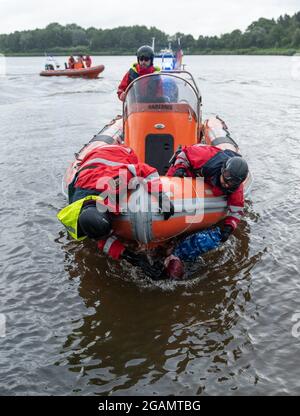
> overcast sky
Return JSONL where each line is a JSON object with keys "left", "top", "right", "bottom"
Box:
{"left": 0, "top": 0, "right": 299, "bottom": 37}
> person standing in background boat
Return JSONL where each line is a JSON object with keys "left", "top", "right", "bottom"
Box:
{"left": 117, "top": 45, "right": 160, "bottom": 101}
{"left": 74, "top": 55, "right": 85, "bottom": 69}
{"left": 68, "top": 55, "right": 75, "bottom": 69}
{"left": 85, "top": 55, "right": 92, "bottom": 68}
{"left": 79, "top": 55, "right": 85, "bottom": 68}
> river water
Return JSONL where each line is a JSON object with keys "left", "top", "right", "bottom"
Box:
{"left": 0, "top": 55, "right": 300, "bottom": 396}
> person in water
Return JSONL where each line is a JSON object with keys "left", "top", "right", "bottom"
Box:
{"left": 57, "top": 143, "right": 174, "bottom": 279}
{"left": 117, "top": 45, "right": 160, "bottom": 101}
{"left": 164, "top": 145, "right": 249, "bottom": 279}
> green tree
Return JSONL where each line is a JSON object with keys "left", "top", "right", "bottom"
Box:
{"left": 180, "top": 34, "right": 195, "bottom": 51}
{"left": 19, "top": 32, "right": 34, "bottom": 51}
{"left": 292, "top": 28, "right": 300, "bottom": 47}
{"left": 196, "top": 35, "right": 208, "bottom": 50}
{"left": 6, "top": 32, "right": 20, "bottom": 52}
{"left": 1, "top": 13, "right": 300, "bottom": 54}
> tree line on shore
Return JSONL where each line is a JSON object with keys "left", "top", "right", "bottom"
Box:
{"left": 0, "top": 11, "right": 300, "bottom": 55}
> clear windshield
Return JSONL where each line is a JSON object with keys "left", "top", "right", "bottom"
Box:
{"left": 124, "top": 73, "right": 200, "bottom": 120}
{"left": 154, "top": 55, "right": 174, "bottom": 70}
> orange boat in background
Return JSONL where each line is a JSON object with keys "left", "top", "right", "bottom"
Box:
{"left": 40, "top": 64, "right": 105, "bottom": 79}
{"left": 63, "top": 71, "right": 252, "bottom": 244}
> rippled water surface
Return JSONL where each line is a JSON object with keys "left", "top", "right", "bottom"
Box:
{"left": 1, "top": 55, "right": 300, "bottom": 395}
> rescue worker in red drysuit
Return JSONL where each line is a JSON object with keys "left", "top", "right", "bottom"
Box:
{"left": 85, "top": 55, "right": 92, "bottom": 68}
{"left": 66, "top": 144, "right": 174, "bottom": 279}
{"left": 117, "top": 45, "right": 160, "bottom": 101}
{"left": 165, "top": 144, "right": 249, "bottom": 279}
{"left": 167, "top": 144, "right": 248, "bottom": 237}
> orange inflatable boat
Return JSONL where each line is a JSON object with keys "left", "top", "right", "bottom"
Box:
{"left": 40, "top": 64, "right": 105, "bottom": 79}
{"left": 63, "top": 71, "right": 252, "bottom": 244}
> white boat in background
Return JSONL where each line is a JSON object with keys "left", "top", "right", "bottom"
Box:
{"left": 152, "top": 37, "right": 184, "bottom": 71}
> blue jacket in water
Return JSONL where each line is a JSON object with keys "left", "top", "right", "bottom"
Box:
{"left": 173, "top": 227, "right": 222, "bottom": 262}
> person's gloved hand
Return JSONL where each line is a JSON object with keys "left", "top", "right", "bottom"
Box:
{"left": 173, "top": 168, "right": 187, "bottom": 178}
{"left": 122, "top": 249, "right": 165, "bottom": 280}
{"left": 221, "top": 225, "right": 233, "bottom": 242}
{"left": 158, "top": 192, "right": 175, "bottom": 220}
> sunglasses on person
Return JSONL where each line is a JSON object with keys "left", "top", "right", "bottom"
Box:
{"left": 221, "top": 169, "right": 242, "bottom": 187}
{"left": 139, "top": 56, "right": 150, "bottom": 62}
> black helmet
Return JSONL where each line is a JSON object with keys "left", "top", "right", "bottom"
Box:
{"left": 221, "top": 156, "right": 248, "bottom": 188}
{"left": 136, "top": 45, "right": 154, "bottom": 62}
{"left": 78, "top": 205, "right": 111, "bottom": 239}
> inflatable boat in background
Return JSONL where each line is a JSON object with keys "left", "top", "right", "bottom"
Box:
{"left": 40, "top": 64, "right": 105, "bottom": 79}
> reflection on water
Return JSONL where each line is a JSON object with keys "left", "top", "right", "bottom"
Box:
{"left": 55, "top": 219, "right": 265, "bottom": 395}
{"left": 1, "top": 56, "right": 300, "bottom": 395}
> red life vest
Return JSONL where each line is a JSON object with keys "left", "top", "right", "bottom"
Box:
{"left": 117, "top": 63, "right": 160, "bottom": 98}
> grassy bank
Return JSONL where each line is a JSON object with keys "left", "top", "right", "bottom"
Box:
{"left": 1, "top": 47, "right": 299, "bottom": 57}
{"left": 188, "top": 47, "right": 299, "bottom": 56}
{"left": 0, "top": 48, "right": 135, "bottom": 57}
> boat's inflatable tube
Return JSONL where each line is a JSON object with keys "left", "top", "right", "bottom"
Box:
{"left": 111, "top": 176, "right": 229, "bottom": 243}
